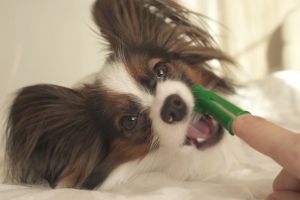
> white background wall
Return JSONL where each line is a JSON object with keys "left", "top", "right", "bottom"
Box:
{"left": 0, "top": 0, "right": 105, "bottom": 103}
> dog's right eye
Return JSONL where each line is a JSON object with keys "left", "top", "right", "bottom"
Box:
{"left": 154, "top": 62, "right": 168, "bottom": 79}
{"left": 120, "top": 115, "right": 138, "bottom": 131}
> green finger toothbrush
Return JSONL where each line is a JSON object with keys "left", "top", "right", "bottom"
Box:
{"left": 192, "top": 85, "right": 250, "bottom": 135}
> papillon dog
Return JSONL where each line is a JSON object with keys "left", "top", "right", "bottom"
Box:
{"left": 5, "top": 0, "right": 234, "bottom": 190}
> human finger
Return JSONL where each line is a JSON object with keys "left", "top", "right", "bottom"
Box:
{"left": 232, "top": 114, "right": 300, "bottom": 178}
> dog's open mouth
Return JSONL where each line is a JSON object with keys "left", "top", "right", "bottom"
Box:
{"left": 185, "top": 113, "right": 224, "bottom": 150}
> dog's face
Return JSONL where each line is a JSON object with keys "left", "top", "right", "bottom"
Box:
{"left": 5, "top": 0, "right": 233, "bottom": 190}
{"left": 97, "top": 55, "right": 225, "bottom": 151}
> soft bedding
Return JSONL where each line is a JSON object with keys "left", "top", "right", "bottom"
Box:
{"left": 0, "top": 70, "right": 299, "bottom": 200}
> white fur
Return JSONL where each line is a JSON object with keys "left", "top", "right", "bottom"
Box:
{"left": 100, "top": 135, "right": 233, "bottom": 191}
{"left": 100, "top": 160, "right": 141, "bottom": 190}
{"left": 98, "top": 62, "right": 153, "bottom": 107}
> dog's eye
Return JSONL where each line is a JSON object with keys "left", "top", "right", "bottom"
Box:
{"left": 120, "top": 115, "right": 138, "bottom": 131}
{"left": 154, "top": 62, "right": 168, "bottom": 79}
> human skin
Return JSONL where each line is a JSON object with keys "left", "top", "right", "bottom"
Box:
{"left": 232, "top": 115, "right": 300, "bottom": 200}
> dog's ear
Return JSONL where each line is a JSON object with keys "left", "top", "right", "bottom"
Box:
{"left": 92, "top": 0, "right": 225, "bottom": 56}
{"left": 5, "top": 84, "right": 106, "bottom": 188}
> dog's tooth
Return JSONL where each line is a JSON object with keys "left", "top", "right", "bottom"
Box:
{"left": 168, "top": 116, "right": 174, "bottom": 123}
{"left": 196, "top": 137, "right": 205, "bottom": 143}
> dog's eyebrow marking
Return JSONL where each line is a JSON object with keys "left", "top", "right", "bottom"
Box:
{"left": 98, "top": 62, "right": 153, "bottom": 107}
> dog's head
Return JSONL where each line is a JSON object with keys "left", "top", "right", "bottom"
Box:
{"left": 5, "top": 0, "right": 233, "bottom": 190}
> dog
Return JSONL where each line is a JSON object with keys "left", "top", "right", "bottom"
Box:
{"left": 5, "top": 0, "right": 234, "bottom": 190}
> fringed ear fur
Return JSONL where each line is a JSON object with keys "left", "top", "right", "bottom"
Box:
{"left": 93, "top": 0, "right": 230, "bottom": 60}
{"left": 5, "top": 84, "right": 106, "bottom": 188}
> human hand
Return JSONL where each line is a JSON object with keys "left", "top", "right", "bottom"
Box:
{"left": 232, "top": 114, "right": 300, "bottom": 200}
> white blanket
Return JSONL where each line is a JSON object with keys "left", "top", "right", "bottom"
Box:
{"left": 1, "top": 70, "right": 299, "bottom": 200}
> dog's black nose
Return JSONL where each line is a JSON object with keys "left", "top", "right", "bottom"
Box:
{"left": 161, "top": 94, "right": 187, "bottom": 124}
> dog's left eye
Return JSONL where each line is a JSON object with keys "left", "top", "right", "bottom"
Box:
{"left": 120, "top": 115, "right": 138, "bottom": 131}
{"left": 154, "top": 62, "right": 168, "bottom": 79}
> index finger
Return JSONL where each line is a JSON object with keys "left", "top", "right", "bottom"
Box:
{"left": 232, "top": 114, "right": 300, "bottom": 178}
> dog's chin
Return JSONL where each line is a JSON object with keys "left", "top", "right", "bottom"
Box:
{"left": 184, "top": 113, "right": 224, "bottom": 150}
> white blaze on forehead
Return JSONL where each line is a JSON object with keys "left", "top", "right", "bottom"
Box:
{"left": 98, "top": 62, "right": 153, "bottom": 107}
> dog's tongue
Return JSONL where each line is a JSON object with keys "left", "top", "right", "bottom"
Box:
{"left": 187, "top": 115, "right": 212, "bottom": 140}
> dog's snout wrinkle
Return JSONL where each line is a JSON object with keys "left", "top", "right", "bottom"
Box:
{"left": 161, "top": 94, "right": 187, "bottom": 124}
